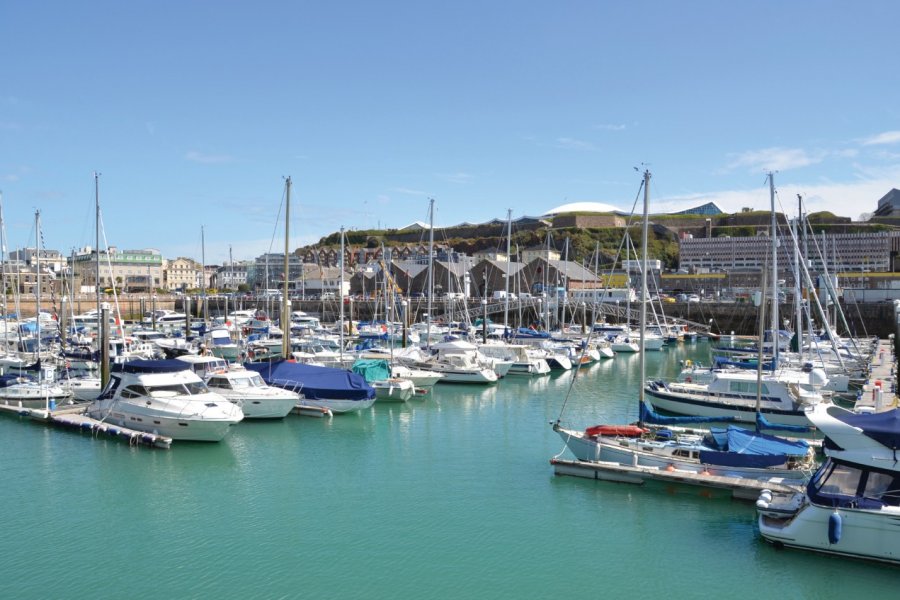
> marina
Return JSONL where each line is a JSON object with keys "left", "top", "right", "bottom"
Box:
{"left": 2, "top": 339, "right": 899, "bottom": 598}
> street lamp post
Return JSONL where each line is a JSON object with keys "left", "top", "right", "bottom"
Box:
{"left": 481, "top": 299, "right": 488, "bottom": 341}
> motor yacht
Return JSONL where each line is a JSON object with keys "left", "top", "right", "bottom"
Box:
{"left": 86, "top": 359, "right": 243, "bottom": 442}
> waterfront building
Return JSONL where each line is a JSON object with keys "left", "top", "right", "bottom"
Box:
{"left": 247, "top": 253, "right": 305, "bottom": 291}
{"left": 213, "top": 261, "right": 251, "bottom": 290}
{"left": 10, "top": 248, "right": 67, "bottom": 275}
{"left": 70, "top": 246, "right": 162, "bottom": 293}
{"left": 873, "top": 188, "right": 900, "bottom": 217}
{"left": 679, "top": 230, "right": 900, "bottom": 275}
{"left": 164, "top": 257, "right": 201, "bottom": 291}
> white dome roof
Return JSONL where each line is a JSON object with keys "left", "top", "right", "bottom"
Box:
{"left": 544, "top": 201, "right": 620, "bottom": 215}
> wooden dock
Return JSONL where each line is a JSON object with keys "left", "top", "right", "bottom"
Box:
{"left": 550, "top": 458, "right": 803, "bottom": 500}
{"left": 0, "top": 403, "right": 172, "bottom": 448}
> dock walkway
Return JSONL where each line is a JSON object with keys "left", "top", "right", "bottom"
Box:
{"left": 0, "top": 403, "right": 172, "bottom": 448}
{"left": 551, "top": 458, "right": 804, "bottom": 500}
{"left": 855, "top": 338, "right": 897, "bottom": 412}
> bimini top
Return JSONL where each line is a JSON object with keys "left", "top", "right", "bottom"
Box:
{"left": 111, "top": 359, "right": 192, "bottom": 374}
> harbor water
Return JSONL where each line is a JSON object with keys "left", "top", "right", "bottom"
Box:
{"left": 1, "top": 342, "right": 896, "bottom": 598}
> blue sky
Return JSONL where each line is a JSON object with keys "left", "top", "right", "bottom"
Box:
{"left": 2, "top": 1, "right": 899, "bottom": 265}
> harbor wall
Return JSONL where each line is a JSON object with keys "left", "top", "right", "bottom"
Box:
{"left": 11, "top": 296, "right": 898, "bottom": 339}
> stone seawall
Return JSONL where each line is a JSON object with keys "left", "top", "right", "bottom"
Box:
{"left": 13, "top": 295, "right": 896, "bottom": 339}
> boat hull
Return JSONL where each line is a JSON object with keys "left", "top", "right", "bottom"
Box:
{"left": 759, "top": 502, "right": 900, "bottom": 564}
{"left": 87, "top": 405, "right": 240, "bottom": 442}
{"left": 555, "top": 425, "right": 808, "bottom": 482}
{"left": 373, "top": 379, "right": 414, "bottom": 402}
{"left": 298, "top": 397, "right": 377, "bottom": 413}
{"left": 645, "top": 388, "right": 816, "bottom": 427}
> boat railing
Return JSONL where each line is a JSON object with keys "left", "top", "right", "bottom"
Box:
{"left": 270, "top": 378, "right": 304, "bottom": 396}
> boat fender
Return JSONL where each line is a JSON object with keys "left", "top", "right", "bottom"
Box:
{"left": 828, "top": 511, "right": 842, "bottom": 544}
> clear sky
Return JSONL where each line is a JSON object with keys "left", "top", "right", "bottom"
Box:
{"left": 2, "top": 1, "right": 899, "bottom": 265}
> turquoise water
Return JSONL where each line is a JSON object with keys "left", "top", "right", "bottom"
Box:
{"left": 1, "top": 343, "right": 897, "bottom": 599}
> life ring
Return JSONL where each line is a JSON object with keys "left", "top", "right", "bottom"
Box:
{"left": 685, "top": 376, "right": 692, "bottom": 383}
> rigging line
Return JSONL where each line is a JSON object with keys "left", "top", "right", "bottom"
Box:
{"left": 267, "top": 182, "right": 288, "bottom": 254}
{"left": 554, "top": 176, "right": 646, "bottom": 424}
{"left": 97, "top": 209, "right": 126, "bottom": 341}
{"left": 797, "top": 210, "right": 860, "bottom": 351}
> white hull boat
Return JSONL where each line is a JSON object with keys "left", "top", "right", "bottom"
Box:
{"left": 757, "top": 403, "right": 900, "bottom": 564}
{"left": 86, "top": 359, "right": 243, "bottom": 442}
{"left": 373, "top": 378, "right": 415, "bottom": 402}
{"left": 205, "top": 366, "right": 300, "bottom": 418}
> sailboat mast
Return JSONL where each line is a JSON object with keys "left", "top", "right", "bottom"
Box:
{"left": 339, "top": 226, "right": 346, "bottom": 364}
{"left": 639, "top": 170, "right": 650, "bottom": 405}
{"left": 504, "top": 208, "right": 511, "bottom": 329}
{"left": 756, "top": 251, "right": 769, "bottom": 419}
{"left": 0, "top": 192, "right": 6, "bottom": 351}
{"left": 282, "top": 177, "right": 292, "bottom": 360}
{"left": 94, "top": 172, "right": 101, "bottom": 317}
{"left": 35, "top": 210, "right": 42, "bottom": 363}
{"left": 201, "top": 225, "right": 207, "bottom": 323}
{"left": 426, "top": 198, "right": 434, "bottom": 349}
{"left": 768, "top": 172, "right": 779, "bottom": 365}
{"left": 794, "top": 197, "right": 803, "bottom": 360}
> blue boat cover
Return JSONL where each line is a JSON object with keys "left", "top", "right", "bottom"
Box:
{"left": 640, "top": 400, "right": 736, "bottom": 425}
{"left": 511, "top": 327, "right": 550, "bottom": 339}
{"left": 245, "top": 360, "right": 375, "bottom": 401}
{"left": 0, "top": 373, "right": 36, "bottom": 387}
{"left": 699, "top": 425, "right": 809, "bottom": 468}
{"left": 111, "top": 359, "right": 191, "bottom": 373}
{"left": 756, "top": 412, "right": 812, "bottom": 433}
{"left": 722, "top": 425, "right": 809, "bottom": 455}
{"left": 350, "top": 359, "right": 391, "bottom": 383}
{"left": 834, "top": 408, "right": 900, "bottom": 450}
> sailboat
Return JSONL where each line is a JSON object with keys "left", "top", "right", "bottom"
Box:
{"left": 553, "top": 169, "right": 816, "bottom": 482}
{"left": 644, "top": 174, "right": 833, "bottom": 428}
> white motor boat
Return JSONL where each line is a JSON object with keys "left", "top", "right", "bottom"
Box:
{"left": 757, "top": 403, "right": 900, "bottom": 564}
{"left": 389, "top": 363, "right": 445, "bottom": 388}
{"left": 0, "top": 372, "right": 73, "bottom": 409}
{"left": 610, "top": 335, "right": 640, "bottom": 353}
{"left": 372, "top": 378, "right": 415, "bottom": 402}
{"left": 141, "top": 309, "right": 188, "bottom": 329}
{"left": 645, "top": 365, "right": 832, "bottom": 428}
{"left": 205, "top": 366, "right": 299, "bottom": 418}
{"left": 409, "top": 341, "right": 499, "bottom": 384}
{"left": 205, "top": 326, "right": 241, "bottom": 361}
{"left": 86, "top": 359, "right": 244, "bottom": 442}
{"left": 479, "top": 342, "right": 551, "bottom": 376}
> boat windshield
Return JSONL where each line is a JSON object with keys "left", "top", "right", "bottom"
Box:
{"left": 809, "top": 458, "right": 900, "bottom": 508}
{"left": 144, "top": 382, "right": 208, "bottom": 397}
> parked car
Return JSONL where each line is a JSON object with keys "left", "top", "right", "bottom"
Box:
{"left": 687, "top": 294, "right": 700, "bottom": 303}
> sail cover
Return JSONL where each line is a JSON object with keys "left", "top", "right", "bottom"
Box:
{"left": 639, "top": 400, "right": 735, "bottom": 425}
{"left": 699, "top": 426, "right": 809, "bottom": 468}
